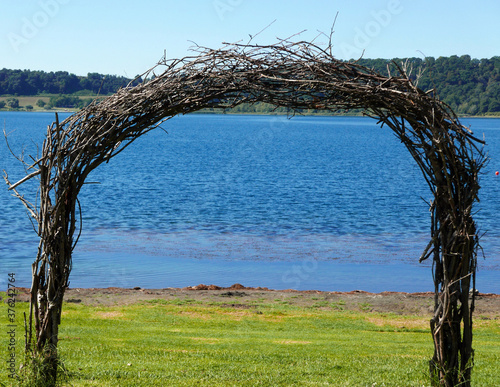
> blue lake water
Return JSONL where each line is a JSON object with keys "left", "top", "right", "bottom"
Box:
{"left": 1, "top": 112, "right": 499, "bottom": 292}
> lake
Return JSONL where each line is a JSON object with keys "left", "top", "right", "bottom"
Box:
{"left": 1, "top": 112, "right": 498, "bottom": 292}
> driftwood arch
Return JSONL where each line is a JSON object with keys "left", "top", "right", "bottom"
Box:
{"left": 5, "top": 40, "right": 486, "bottom": 386}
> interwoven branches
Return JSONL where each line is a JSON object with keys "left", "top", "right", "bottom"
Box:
{"left": 4, "top": 39, "right": 486, "bottom": 386}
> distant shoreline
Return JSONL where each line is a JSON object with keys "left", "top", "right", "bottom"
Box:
{"left": 1, "top": 108, "right": 500, "bottom": 119}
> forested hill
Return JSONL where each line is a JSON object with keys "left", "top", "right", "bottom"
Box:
{"left": 1, "top": 54, "right": 500, "bottom": 115}
{"left": 357, "top": 55, "right": 500, "bottom": 115}
{"left": 0, "top": 69, "right": 142, "bottom": 96}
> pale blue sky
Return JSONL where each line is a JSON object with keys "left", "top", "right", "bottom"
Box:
{"left": 1, "top": 0, "right": 499, "bottom": 77}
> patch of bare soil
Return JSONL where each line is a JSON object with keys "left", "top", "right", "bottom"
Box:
{"left": 8, "top": 284, "right": 500, "bottom": 318}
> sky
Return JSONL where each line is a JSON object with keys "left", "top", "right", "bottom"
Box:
{"left": 1, "top": 0, "right": 499, "bottom": 77}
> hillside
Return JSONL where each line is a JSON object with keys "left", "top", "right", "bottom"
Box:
{"left": 1, "top": 55, "right": 500, "bottom": 115}
{"left": 357, "top": 55, "right": 500, "bottom": 115}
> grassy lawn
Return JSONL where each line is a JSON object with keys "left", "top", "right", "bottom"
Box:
{"left": 1, "top": 295, "right": 498, "bottom": 386}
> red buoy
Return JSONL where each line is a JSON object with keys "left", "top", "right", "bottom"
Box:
{"left": 496, "top": 171, "right": 499, "bottom": 176}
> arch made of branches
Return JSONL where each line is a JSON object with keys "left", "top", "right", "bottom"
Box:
{"left": 5, "top": 40, "right": 486, "bottom": 386}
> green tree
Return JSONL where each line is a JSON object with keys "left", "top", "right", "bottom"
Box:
{"left": 48, "top": 95, "right": 81, "bottom": 108}
{"left": 488, "top": 100, "right": 500, "bottom": 112}
{"left": 6, "top": 97, "right": 19, "bottom": 109}
{"left": 0, "top": 100, "right": 6, "bottom": 109}
{"left": 36, "top": 99, "right": 46, "bottom": 108}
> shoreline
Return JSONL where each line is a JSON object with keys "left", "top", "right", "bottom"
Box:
{"left": 2, "top": 109, "right": 500, "bottom": 119}
{"left": 8, "top": 285, "right": 500, "bottom": 317}
{"left": 13, "top": 283, "right": 500, "bottom": 296}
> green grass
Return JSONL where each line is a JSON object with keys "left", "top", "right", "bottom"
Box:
{"left": 1, "top": 296, "right": 498, "bottom": 386}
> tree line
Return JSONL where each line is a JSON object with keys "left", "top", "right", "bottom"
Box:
{"left": 357, "top": 55, "right": 500, "bottom": 115}
{"left": 0, "top": 69, "right": 142, "bottom": 96}
{"left": 1, "top": 55, "right": 500, "bottom": 114}
{"left": 224, "top": 55, "right": 500, "bottom": 116}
